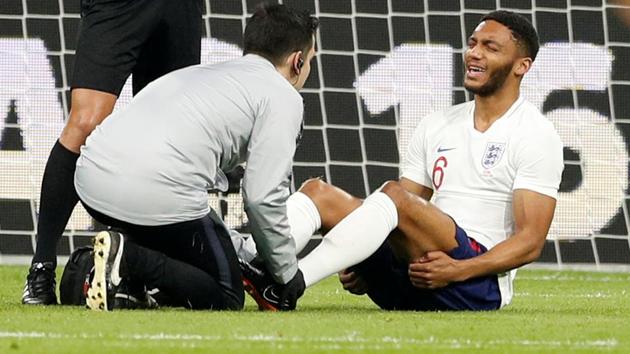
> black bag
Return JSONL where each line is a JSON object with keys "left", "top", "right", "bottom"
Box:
{"left": 59, "top": 246, "right": 94, "bottom": 306}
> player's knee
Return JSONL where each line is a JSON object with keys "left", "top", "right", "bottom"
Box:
{"left": 298, "top": 178, "right": 349, "bottom": 214}
{"left": 68, "top": 107, "right": 107, "bottom": 136}
{"left": 60, "top": 107, "right": 111, "bottom": 151}
{"left": 65, "top": 89, "right": 116, "bottom": 140}
{"left": 61, "top": 112, "right": 99, "bottom": 145}
{"left": 379, "top": 180, "right": 405, "bottom": 202}
{"left": 298, "top": 177, "right": 330, "bottom": 197}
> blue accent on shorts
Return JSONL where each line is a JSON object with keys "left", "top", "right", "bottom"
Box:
{"left": 352, "top": 224, "right": 501, "bottom": 311}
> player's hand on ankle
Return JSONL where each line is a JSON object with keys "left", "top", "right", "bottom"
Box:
{"left": 278, "top": 269, "right": 305, "bottom": 311}
{"left": 338, "top": 269, "right": 368, "bottom": 295}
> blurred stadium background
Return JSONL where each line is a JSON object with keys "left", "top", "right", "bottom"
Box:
{"left": 0, "top": 0, "right": 629, "bottom": 270}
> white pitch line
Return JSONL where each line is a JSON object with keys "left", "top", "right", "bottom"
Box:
{"left": 0, "top": 331, "right": 619, "bottom": 350}
{"left": 515, "top": 291, "right": 628, "bottom": 298}
{"left": 517, "top": 274, "right": 630, "bottom": 282}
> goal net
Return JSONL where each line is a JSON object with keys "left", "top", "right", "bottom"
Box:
{"left": 0, "top": 0, "right": 629, "bottom": 269}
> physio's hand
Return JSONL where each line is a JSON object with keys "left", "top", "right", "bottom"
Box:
{"left": 338, "top": 269, "right": 368, "bottom": 295}
{"left": 278, "top": 269, "right": 306, "bottom": 311}
{"left": 408, "top": 251, "right": 462, "bottom": 289}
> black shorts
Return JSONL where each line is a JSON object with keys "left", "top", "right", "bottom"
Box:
{"left": 353, "top": 224, "right": 501, "bottom": 311}
{"left": 72, "top": 0, "right": 202, "bottom": 96}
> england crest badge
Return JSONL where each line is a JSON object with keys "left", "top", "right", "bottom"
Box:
{"left": 482, "top": 142, "right": 506, "bottom": 169}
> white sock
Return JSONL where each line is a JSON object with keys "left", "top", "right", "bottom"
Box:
{"left": 287, "top": 191, "right": 321, "bottom": 253}
{"left": 298, "top": 192, "right": 398, "bottom": 288}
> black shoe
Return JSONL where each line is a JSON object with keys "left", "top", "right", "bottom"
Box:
{"left": 113, "top": 280, "right": 158, "bottom": 310}
{"left": 87, "top": 231, "right": 125, "bottom": 311}
{"left": 22, "top": 262, "right": 58, "bottom": 305}
{"left": 239, "top": 259, "right": 281, "bottom": 311}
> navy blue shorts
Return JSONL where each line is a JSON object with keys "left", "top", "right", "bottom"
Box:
{"left": 353, "top": 224, "right": 501, "bottom": 311}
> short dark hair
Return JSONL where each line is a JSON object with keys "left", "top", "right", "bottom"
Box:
{"left": 481, "top": 10, "right": 539, "bottom": 61}
{"left": 243, "top": 3, "right": 319, "bottom": 65}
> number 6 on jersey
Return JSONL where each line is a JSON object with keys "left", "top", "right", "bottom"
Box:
{"left": 432, "top": 156, "right": 448, "bottom": 190}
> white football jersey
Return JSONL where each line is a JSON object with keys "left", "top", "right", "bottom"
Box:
{"left": 401, "top": 97, "right": 564, "bottom": 307}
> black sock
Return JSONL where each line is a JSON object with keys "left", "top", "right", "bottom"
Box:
{"left": 32, "top": 140, "right": 80, "bottom": 267}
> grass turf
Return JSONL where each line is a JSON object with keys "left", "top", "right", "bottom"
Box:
{"left": 0, "top": 265, "right": 628, "bottom": 353}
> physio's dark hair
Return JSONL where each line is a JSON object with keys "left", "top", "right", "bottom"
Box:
{"left": 243, "top": 3, "right": 319, "bottom": 65}
{"left": 481, "top": 10, "right": 539, "bottom": 61}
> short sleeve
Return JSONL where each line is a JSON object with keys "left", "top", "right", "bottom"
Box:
{"left": 512, "top": 124, "right": 564, "bottom": 199}
{"left": 400, "top": 117, "right": 432, "bottom": 188}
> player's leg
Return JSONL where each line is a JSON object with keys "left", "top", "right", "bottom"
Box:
{"left": 246, "top": 178, "right": 493, "bottom": 311}
{"left": 243, "top": 178, "right": 424, "bottom": 310}
{"left": 379, "top": 180, "right": 458, "bottom": 261}
{"left": 24, "top": 90, "right": 116, "bottom": 305}
{"left": 344, "top": 241, "right": 420, "bottom": 310}
{"left": 297, "top": 178, "right": 450, "bottom": 251}
{"left": 33, "top": 89, "right": 117, "bottom": 264}
{"left": 298, "top": 178, "right": 363, "bottom": 232}
{"left": 239, "top": 178, "right": 362, "bottom": 310}
{"left": 362, "top": 181, "right": 501, "bottom": 311}
{"left": 296, "top": 179, "right": 456, "bottom": 288}
{"left": 296, "top": 181, "right": 399, "bottom": 287}
{"left": 348, "top": 225, "right": 501, "bottom": 311}
{"left": 240, "top": 177, "right": 361, "bottom": 264}
{"left": 59, "top": 90, "right": 117, "bottom": 152}
{"left": 23, "top": 0, "right": 167, "bottom": 305}
{"left": 24, "top": 2, "right": 134, "bottom": 305}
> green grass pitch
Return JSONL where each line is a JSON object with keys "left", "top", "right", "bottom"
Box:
{"left": 0, "top": 265, "right": 628, "bottom": 353}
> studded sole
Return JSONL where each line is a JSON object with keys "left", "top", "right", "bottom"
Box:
{"left": 86, "top": 231, "right": 111, "bottom": 311}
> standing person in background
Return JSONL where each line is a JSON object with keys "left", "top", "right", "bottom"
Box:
{"left": 23, "top": 0, "right": 204, "bottom": 305}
